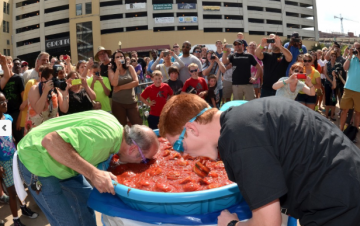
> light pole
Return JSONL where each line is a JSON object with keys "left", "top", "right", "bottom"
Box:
{"left": 118, "top": 41, "right": 122, "bottom": 50}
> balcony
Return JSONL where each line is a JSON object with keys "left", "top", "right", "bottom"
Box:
{"left": 247, "top": 11, "right": 282, "bottom": 21}
{"left": 16, "top": 42, "right": 41, "bottom": 56}
{"left": 100, "top": 17, "right": 148, "bottom": 30}
{"left": 14, "top": 1, "right": 40, "bottom": 16}
{"left": 44, "top": 9, "right": 69, "bottom": 22}
{"left": 44, "top": 0, "right": 69, "bottom": 9}
{"left": 15, "top": 29, "right": 40, "bottom": 42}
{"left": 14, "top": 15, "right": 40, "bottom": 29}
{"left": 44, "top": 23, "right": 70, "bottom": 36}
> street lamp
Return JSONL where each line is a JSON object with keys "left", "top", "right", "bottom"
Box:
{"left": 118, "top": 41, "right": 122, "bottom": 50}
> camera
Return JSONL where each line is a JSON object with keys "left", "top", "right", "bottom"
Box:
{"left": 53, "top": 64, "right": 64, "bottom": 77}
{"left": 163, "top": 52, "right": 170, "bottom": 57}
{"left": 211, "top": 55, "right": 216, "bottom": 60}
{"left": 200, "top": 45, "right": 205, "bottom": 48}
{"left": 293, "top": 38, "right": 300, "bottom": 43}
{"left": 353, "top": 50, "right": 358, "bottom": 55}
{"left": 267, "top": 39, "right": 275, "bottom": 43}
{"left": 52, "top": 78, "right": 67, "bottom": 91}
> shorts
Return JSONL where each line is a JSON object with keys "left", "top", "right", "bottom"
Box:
{"left": 0, "top": 156, "right": 14, "bottom": 188}
{"left": 340, "top": 89, "right": 360, "bottom": 112}
{"left": 135, "top": 86, "right": 142, "bottom": 94}
{"left": 253, "top": 83, "right": 261, "bottom": 89}
{"left": 222, "top": 80, "right": 233, "bottom": 99}
{"left": 295, "top": 93, "right": 317, "bottom": 105}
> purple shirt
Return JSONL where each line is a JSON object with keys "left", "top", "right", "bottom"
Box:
{"left": 135, "top": 64, "right": 144, "bottom": 81}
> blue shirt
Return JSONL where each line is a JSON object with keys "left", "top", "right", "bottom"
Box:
{"left": 147, "top": 58, "right": 164, "bottom": 74}
{"left": 284, "top": 43, "right": 307, "bottom": 77}
{"left": 344, "top": 56, "right": 360, "bottom": 92}
{"left": 171, "top": 52, "right": 183, "bottom": 62}
{"left": 0, "top": 114, "right": 16, "bottom": 161}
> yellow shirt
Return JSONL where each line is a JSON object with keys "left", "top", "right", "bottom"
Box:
{"left": 298, "top": 67, "right": 320, "bottom": 94}
{"left": 20, "top": 79, "right": 37, "bottom": 127}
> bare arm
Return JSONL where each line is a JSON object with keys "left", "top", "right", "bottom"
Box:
{"left": 57, "top": 88, "right": 70, "bottom": 113}
{"left": 202, "top": 62, "right": 214, "bottom": 76}
{"left": 254, "top": 63, "right": 263, "bottom": 80}
{"left": 98, "top": 77, "right": 111, "bottom": 96}
{"left": 0, "top": 55, "right": 11, "bottom": 90}
{"left": 173, "top": 53, "right": 185, "bottom": 68}
{"left": 222, "top": 47, "right": 231, "bottom": 65}
{"left": 151, "top": 57, "right": 161, "bottom": 72}
{"left": 82, "top": 78, "right": 96, "bottom": 100}
{"left": 302, "top": 84, "right": 315, "bottom": 96}
{"left": 28, "top": 84, "right": 51, "bottom": 114}
{"left": 41, "top": 132, "right": 117, "bottom": 194}
{"left": 314, "top": 77, "right": 322, "bottom": 89}
{"left": 272, "top": 79, "right": 289, "bottom": 90}
{"left": 343, "top": 55, "right": 352, "bottom": 71}
{"left": 279, "top": 45, "right": 293, "bottom": 62}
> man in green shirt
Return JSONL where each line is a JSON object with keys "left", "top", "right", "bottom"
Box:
{"left": 16, "top": 110, "right": 159, "bottom": 226}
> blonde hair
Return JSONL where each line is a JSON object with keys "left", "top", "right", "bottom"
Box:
{"left": 188, "top": 63, "right": 198, "bottom": 70}
{"left": 152, "top": 70, "right": 163, "bottom": 78}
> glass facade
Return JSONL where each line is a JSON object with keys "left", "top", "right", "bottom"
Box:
{"left": 76, "top": 21, "right": 94, "bottom": 60}
{"left": 76, "top": 3, "right": 82, "bottom": 16}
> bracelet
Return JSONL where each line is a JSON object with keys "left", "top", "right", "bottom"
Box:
{"left": 309, "top": 85, "right": 314, "bottom": 88}
{"left": 259, "top": 45, "right": 264, "bottom": 49}
{"left": 282, "top": 80, "right": 286, "bottom": 86}
{"left": 223, "top": 51, "right": 227, "bottom": 53}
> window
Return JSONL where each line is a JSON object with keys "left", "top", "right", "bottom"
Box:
{"left": 6, "top": 2, "right": 9, "bottom": 14}
{"left": 6, "top": 49, "right": 10, "bottom": 56}
{"left": 76, "top": 4, "right": 82, "bottom": 16}
{"left": 6, "top": 40, "right": 9, "bottom": 45}
{"left": 3, "top": 49, "right": 6, "bottom": 55}
{"left": 76, "top": 22, "right": 94, "bottom": 60}
{"left": 2, "top": 20, "right": 5, "bottom": 32}
{"left": 85, "top": 2, "right": 92, "bottom": 14}
{"left": 3, "top": 2, "right": 5, "bottom": 13}
{"left": 6, "top": 21, "right": 9, "bottom": 33}
{"left": 44, "top": 5, "right": 69, "bottom": 13}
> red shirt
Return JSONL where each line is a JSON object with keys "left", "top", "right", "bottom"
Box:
{"left": 182, "top": 77, "right": 208, "bottom": 95}
{"left": 141, "top": 83, "right": 173, "bottom": 116}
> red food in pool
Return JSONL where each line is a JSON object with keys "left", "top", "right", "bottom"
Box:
{"left": 109, "top": 138, "right": 233, "bottom": 192}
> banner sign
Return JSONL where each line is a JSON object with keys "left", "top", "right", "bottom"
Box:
{"left": 178, "top": 17, "right": 198, "bottom": 23}
{"left": 126, "top": 3, "right": 146, "bottom": 10}
{"left": 155, "top": 17, "right": 175, "bottom": 24}
{"left": 203, "top": 6, "right": 221, "bottom": 11}
{"left": 178, "top": 3, "right": 196, "bottom": 10}
{"left": 153, "top": 4, "right": 172, "bottom": 10}
{"left": 45, "top": 37, "right": 70, "bottom": 50}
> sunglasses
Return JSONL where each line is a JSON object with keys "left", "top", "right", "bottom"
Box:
{"left": 0, "top": 99, "right": 8, "bottom": 105}
{"left": 115, "top": 56, "right": 124, "bottom": 58}
{"left": 173, "top": 46, "right": 179, "bottom": 48}
{"left": 182, "top": 46, "right": 191, "bottom": 49}
{"left": 233, "top": 43, "right": 241, "bottom": 46}
{"left": 173, "top": 108, "right": 211, "bottom": 152}
{"left": 189, "top": 69, "right": 198, "bottom": 73}
{"left": 303, "top": 60, "right": 311, "bottom": 63}
{"left": 131, "top": 60, "right": 137, "bottom": 63}
{"left": 294, "top": 70, "right": 304, "bottom": 73}
{"left": 131, "top": 139, "right": 147, "bottom": 164}
{"left": 194, "top": 51, "right": 201, "bottom": 53}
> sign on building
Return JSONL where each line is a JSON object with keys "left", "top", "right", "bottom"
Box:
{"left": 126, "top": 3, "right": 146, "bottom": 10}
{"left": 155, "top": 17, "right": 175, "bottom": 24}
{"left": 203, "top": 6, "right": 221, "bottom": 11}
{"left": 178, "top": 3, "right": 196, "bottom": 10}
{"left": 45, "top": 37, "right": 70, "bottom": 50}
{"left": 153, "top": 4, "right": 172, "bottom": 10}
{"left": 178, "top": 17, "right": 198, "bottom": 23}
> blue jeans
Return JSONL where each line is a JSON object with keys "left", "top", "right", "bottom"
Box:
{"left": 18, "top": 159, "right": 96, "bottom": 226}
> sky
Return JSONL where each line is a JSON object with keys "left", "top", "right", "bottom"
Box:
{"left": 316, "top": 0, "right": 360, "bottom": 36}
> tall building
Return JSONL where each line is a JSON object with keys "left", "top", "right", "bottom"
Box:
{"left": 5, "top": 0, "right": 318, "bottom": 66}
{"left": 0, "top": 0, "right": 12, "bottom": 57}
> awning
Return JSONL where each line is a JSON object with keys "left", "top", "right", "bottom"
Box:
{"left": 120, "top": 45, "right": 170, "bottom": 53}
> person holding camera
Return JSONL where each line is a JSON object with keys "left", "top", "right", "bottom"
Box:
{"left": 323, "top": 51, "right": 341, "bottom": 121}
{"left": 26, "top": 66, "right": 69, "bottom": 134}
{"left": 273, "top": 62, "right": 315, "bottom": 100}
{"left": 147, "top": 49, "right": 163, "bottom": 75}
{"left": 151, "top": 49, "right": 185, "bottom": 82}
{"left": 108, "top": 50, "right": 142, "bottom": 126}
{"left": 255, "top": 35, "right": 293, "bottom": 97}
{"left": 179, "top": 41, "right": 203, "bottom": 83}
{"left": 339, "top": 42, "right": 360, "bottom": 132}
{"left": 284, "top": 32, "right": 308, "bottom": 77}
{"left": 59, "top": 71, "right": 96, "bottom": 115}
{"left": 23, "top": 52, "right": 50, "bottom": 85}
{"left": 222, "top": 39, "right": 262, "bottom": 101}
{"left": 192, "top": 46, "right": 205, "bottom": 64}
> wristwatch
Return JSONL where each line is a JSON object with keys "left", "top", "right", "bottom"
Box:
{"left": 227, "top": 220, "right": 239, "bottom": 226}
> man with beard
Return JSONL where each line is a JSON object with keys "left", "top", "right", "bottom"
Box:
{"left": 284, "top": 32, "right": 307, "bottom": 77}
{"left": 179, "top": 41, "right": 202, "bottom": 84}
{"left": 22, "top": 52, "right": 49, "bottom": 84}
{"left": 147, "top": 49, "right": 163, "bottom": 74}
{"left": 255, "top": 35, "right": 293, "bottom": 97}
{"left": 0, "top": 57, "right": 25, "bottom": 144}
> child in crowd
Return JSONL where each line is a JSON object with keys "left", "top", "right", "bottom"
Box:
{"left": 182, "top": 63, "right": 208, "bottom": 97}
{"left": 0, "top": 92, "right": 38, "bottom": 226}
{"left": 140, "top": 70, "right": 173, "bottom": 129}
{"left": 205, "top": 74, "right": 220, "bottom": 108}
{"left": 165, "top": 66, "right": 183, "bottom": 95}
{"left": 86, "top": 61, "right": 111, "bottom": 112}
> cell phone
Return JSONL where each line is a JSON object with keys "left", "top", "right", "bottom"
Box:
{"left": 63, "top": 56, "right": 68, "bottom": 60}
{"left": 163, "top": 52, "right": 169, "bottom": 57}
{"left": 71, "top": 79, "right": 82, "bottom": 85}
{"left": 297, "top": 74, "right": 307, "bottom": 79}
{"left": 225, "top": 44, "right": 232, "bottom": 49}
{"left": 211, "top": 55, "right": 216, "bottom": 59}
{"left": 267, "top": 39, "right": 275, "bottom": 43}
{"left": 95, "top": 72, "right": 100, "bottom": 76}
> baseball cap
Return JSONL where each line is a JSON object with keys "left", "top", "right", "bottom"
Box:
{"left": 21, "top": 61, "right": 28, "bottom": 67}
{"left": 291, "top": 32, "right": 300, "bottom": 38}
{"left": 233, "top": 39, "right": 244, "bottom": 45}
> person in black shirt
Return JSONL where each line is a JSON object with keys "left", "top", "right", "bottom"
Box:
{"left": 159, "top": 94, "right": 360, "bottom": 226}
{"left": 59, "top": 72, "right": 96, "bottom": 116}
{"left": 165, "top": 66, "right": 183, "bottom": 95}
{"left": 256, "top": 35, "right": 293, "bottom": 98}
{"left": 0, "top": 56, "right": 24, "bottom": 144}
{"left": 94, "top": 46, "right": 113, "bottom": 98}
{"left": 223, "top": 40, "right": 262, "bottom": 101}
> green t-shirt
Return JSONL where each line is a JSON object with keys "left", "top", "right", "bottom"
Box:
{"left": 17, "top": 110, "right": 122, "bottom": 180}
{"left": 87, "top": 77, "right": 112, "bottom": 112}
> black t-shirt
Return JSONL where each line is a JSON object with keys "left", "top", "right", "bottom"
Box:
{"left": 218, "top": 97, "right": 360, "bottom": 225}
{"left": 262, "top": 52, "right": 290, "bottom": 89}
{"left": 100, "top": 63, "right": 110, "bottom": 78}
{"left": 166, "top": 79, "right": 183, "bottom": 95}
{"left": 228, "top": 53, "right": 257, "bottom": 85}
{"left": 205, "top": 86, "right": 217, "bottom": 107}
{"left": 60, "top": 89, "right": 93, "bottom": 116}
{"left": 0, "top": 74, "right": 24, "bottom": 113}
{"left": 137, "top": 58, "right": 146, "bottom": 74}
